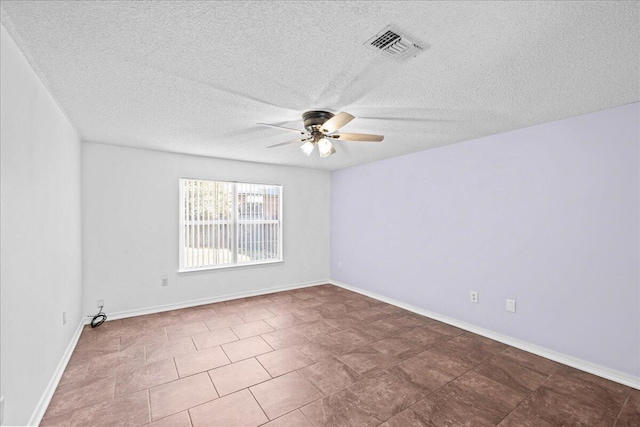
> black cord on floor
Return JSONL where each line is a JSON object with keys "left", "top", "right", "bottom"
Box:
{"left": 91, "top": 305, "right": 107, "bottom": 328}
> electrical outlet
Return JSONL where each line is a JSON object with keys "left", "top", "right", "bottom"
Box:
{"left": 470, "top": 291, "right": 478, "bottom": 303}
{"left": 97, "top": 299, "right": 104, "bottom": 308}
{"left": 506, "top": 299, "right": 516, "bottom": 313}
{"left": 62, "top": 311, "right": 67, "bottom": 326}
{"left": 162, "top": 276, "right": 169, "bottom": 287}
{"left": 338, "top": 261, "right": 342, "bottom": 269}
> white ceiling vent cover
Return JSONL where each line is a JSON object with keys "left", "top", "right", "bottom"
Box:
{"left": 365, "top": 25, "right": 429, "bottom": 62}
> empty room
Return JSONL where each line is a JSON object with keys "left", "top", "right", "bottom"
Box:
{"left": 1, "top": 1, "right": 638, "bottom": 426}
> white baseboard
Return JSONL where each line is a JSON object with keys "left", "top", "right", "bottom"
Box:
{"left": 85, "top": 279, "right": 330, "bottom": 324}
{"left": 330, "top": 280, "right": 640, "bottom": 390}
{"left": 28, "top": 319, "right": 85, "bottom": 426}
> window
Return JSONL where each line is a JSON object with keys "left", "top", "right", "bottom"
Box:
{"left": 179, "top": 179, "right": 282, "bottom": 271}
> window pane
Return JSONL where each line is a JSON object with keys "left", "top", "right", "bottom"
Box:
{"left": 236, "top": 183, "right": 281, "bottom": 264}
{"left": 180, "top": 179, "right": 281, "bottom": 270}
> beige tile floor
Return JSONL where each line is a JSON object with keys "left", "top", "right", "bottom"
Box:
{"left": 41, "top": 284, "right": 639, "bottom": 426}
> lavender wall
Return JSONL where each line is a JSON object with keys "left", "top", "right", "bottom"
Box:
{"left": 331, "top": 103, "right": 639, "bottom": 376}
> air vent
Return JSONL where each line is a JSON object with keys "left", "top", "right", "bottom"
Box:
{"left": 370, "top": 30, "right": 401, "bottom": 49}
{"left": 365, "top": 25, "right": 429, "bottom": 62}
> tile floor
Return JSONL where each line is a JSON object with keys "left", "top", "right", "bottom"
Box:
{"left": 41, "top": 284, "right": 638, "bottom": 426}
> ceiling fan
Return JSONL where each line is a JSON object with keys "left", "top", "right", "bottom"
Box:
{"left": 259, "top": 111, "right": 384, "bottom": 157}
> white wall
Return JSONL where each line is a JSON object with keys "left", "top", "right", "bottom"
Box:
{"left": 0, "top": 25, "right": 83, "bottom": 426}
{"left": 82, "top": 143, "right": 330, "bottom": 315}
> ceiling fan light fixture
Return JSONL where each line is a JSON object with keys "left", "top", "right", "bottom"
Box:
{"left": 301, "top": 141, "right": 315, "bottom": 156}
{"left": 318, "top": 138, "right": 333, "bottom": 156}
{"left": 320, "top": 146, "right": 336, "bottom": 158}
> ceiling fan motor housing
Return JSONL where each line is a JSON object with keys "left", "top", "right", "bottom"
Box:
{"left": 302, "top": 110, "right": 334, "bottom": 132}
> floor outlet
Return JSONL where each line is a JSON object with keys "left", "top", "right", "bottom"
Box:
{"left": 506, "top": 299, "right": 516, "bottom": 313}
{"left": 470, "top": 291, "right": 478, "bottom": 303}
{"left": 162, "top": 276, "right": 169, "bottom": 287}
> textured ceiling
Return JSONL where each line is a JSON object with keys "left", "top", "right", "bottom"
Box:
{"left": 1, "top": 1, "right": 638, "bottom": 170}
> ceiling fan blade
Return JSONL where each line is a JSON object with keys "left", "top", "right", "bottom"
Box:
{"left": 321, "top": 112, "right": 355, "bottom": 133}
{"left": 258, "top": 123, "right": 307, "bottom": 134}
{"left": 357, "top": 116, "right": 460, "bottom": 123}
{"left": 314, "top": 56, "right": 394, "bottom": 109}
{"left": 333, "top": 133, "right": 384, "bottom": 142}
{"left": 138, "top": 61, "right": 301, "bottom": 112}
{"left": 266, "top": 138, "right": 306, "bottom": 148}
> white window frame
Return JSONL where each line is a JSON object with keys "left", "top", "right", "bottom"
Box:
{"left": 179, "top": 178, "right": 283, "bottom": 272}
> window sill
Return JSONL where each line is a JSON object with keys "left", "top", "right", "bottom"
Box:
{"left": 178, "top": 259, "right": 283, "bottom": 274}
